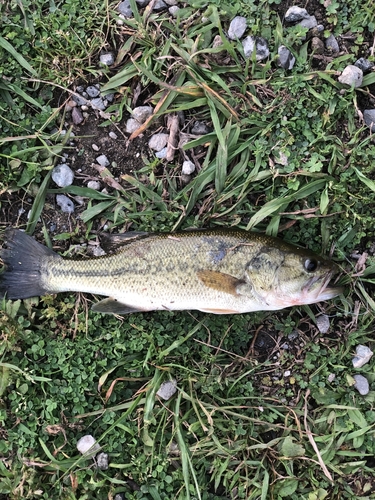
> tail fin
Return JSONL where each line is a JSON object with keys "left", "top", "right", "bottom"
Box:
{"left": 0, "top": 229, "right": 57, "bottom": 300}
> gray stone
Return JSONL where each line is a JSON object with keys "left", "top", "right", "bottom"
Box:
{"left": 87, "top": 180, "right": 101, "bottom": 190}
{"left": 86, "top": 85, "right": 100, "bottom": 98}
{"left": 72, "top": 93, "right": 87, "bottom": 106}
{"left": 100, "top": 53, "right": 115, "bottom": 66}
{"left": 353, "top": 374, "right": 370, "bottom": 396}
{"left": 338, "top": 65, "right": 363, "bottom": 87}
{"left": 72, "top": 107, "right": 84, "bottom": 125}
{"left": 77, "top": 435, "right": 100, "bottom": 457}
{"left": 164, "top": 0, "right": 177, "bottom": 4}
{"left": 96, "top": 452, "right": 109, "bottom": 470}
{"left": 109, "top": 131, "right": 118, "bottom": 140}
{"left": 91, "top": 97, "right": 107, "bottom": 111}
{"left": 152, "top": 0, "right": 167, "bottom": 10}
{"left": 352, "top": 345, "right": 373, "bottom": 368}
{"left": 228, "top": 16, "right": 247, "bottom": 40}
{"left": 118, "top": 0, "right": 133, "bottom": 17}
{"left": 285, "top": 6, "right": 309, "bottom": 22}
{"left": 327, "top": 373, "right": 336, "bottom": 383}
{"left": 182, "top": 160, "right": 195, "bottom": 175}
{"left": 299, "top": 15, "right": 318, "bottom": 29}
{"left": 132, "top": 106, "right": 153, "bottom": 123}
{"left": 52, "top": 163, "right": 74, "bottom": 187}
{"left": 155, "top": 147, "right": 167, "bottom": 158}
{"left": 363, "top": 109, "right": 375, "bottom": 131}
{"left": 325, "top": 34, "right": 339, "bottom": 53}
{"left": 105, "top": 93, "right": 115, "bottom": 103}
{"left": 126, "top": 118, "right": 141, "bottom": 134}
{"left": 91, "top": 144, "right": 100, "bottom": 151}
{"left": 56, "top": 194, "right": 75, "bottom": 213}
{"left": 149, "top": 133, "right": 169, "bottom": 151}
{"left": 157, "top": 379, "right": 177, "bottom": 400}
{"left": 242, "top": 36, "right": 269, "bottom": 61}
{"left": 355, "top": 58, "right": 373, "bottom": 73}
{"left": 169, "top": 5, "right": 179, "bottom": 16}
{"left": 316, "top": 314, "right": 330, "bottom": 334}
{"left": 277, "top": 45, "right": 295, "bottom": 70}
{"left": 96, "top": 154, "right": 110, "bottom": 167}
{"left": 191, "top": 121, "right": 209, "bottom": 135}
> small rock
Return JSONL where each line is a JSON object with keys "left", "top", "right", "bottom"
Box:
{"left": 100, "top": 53, "right": 115, "bottom": 66}
{"left": 353, "top": 374, "right": 370, "bottom": 396}
{"left": 52, "top": 164, "right": 74, "bottom": 187}
{"left": 96, "top": 154, "right": 110, "bottom": 167}
{"left": 96, "top": 452, "right": 109, "bottom": 470}
{"left": 65, "top": 99, "right": 76, "bottom": 111}
{"left": 277, "top": 45, "right": 295, "bottom": 70}
{"left": 136, "top": 0, "right": 150, "bottom": 6}
{"left": 228, "top": 16, "right": 247, "bottom": 40}
{"left": 157, "top": 379, "right": 177, "bottom": 400}
{"left": 284, "top": 370, "right": 291, "bottom": 377}
{"left": 126, "top": 118, "right": 142, "bottom": 134}
{"left": 316, "top": 314, "right": 330, "bottom": 334}
{"left": 213, "top": 35, "right": 224, "bottom": 49}
{"left": 181, "top": 174, "right": 191, "bottom": 185}
{"left": 299, "top": 15, "right": 318, "bottom": 29}
{"left": 155, "top": 147, "right": 167, "bottom": 159}
{"left": 91, "top": 97, "right": 107, "bottom": 111}
{"left": 86, "top": 85, "right": 100, "bottom": 98}
{"left": 164, "top": 0, "right": 177, "bottom": 5}
{"left": 285, "top": 6, "right": 309, "bottom": 22}
{"left": 325, "top": 34, "right": 339, "bottom": 53}
{"left": 152, "top": 0, "right": 167, "bottom": 11}
{"left": 182, "top": 160, "right": 195, "bottom": 175}
{"left": 191, "top": 121, "right": 209, "bottom": 135}
{"left": 92, "top": 144, "right": 100, "bottom": 151}
{"left": 72, "top": 94, "right": 87, "bottom": 106}
{"left": 288, "top": 330, "right": 299, "bottom": 341}
{"left": 311, "top": 36, "right": 324, "bottom": 54}
{"left": 77, "top": 435, "right": 101, "bottom": 457}
{"left": 355, "top": 57, "right": 374, "bottom": 73}
{"left": 132, "top": 106, "right": 153, "bottom": 123}
{"left": 149, "top": 133, "right": 169, "bottom": 151}
{"left": 327, "top": 373, "right": 336, "bottom": 383}
{"left": 118, "top": 0, "right": 133, "bottom": 17}
{"left": 242, "top": 36, "right": 269, "bottom": 61}
{"left": 352, "top": 345, "right": 373, "bottom": 368}
{"left": 56, "top": 194, "right": 75, "bottom": 213}
{"left": 72, "top": 107, "right": 84, "bottom": 125}
{"left": 169, "top": 5, "right": 179, "bottom": 16}
{"left": 92, "top": 246, "right": 106, "bottom": 257}
{"left": 109, "top": 131, "right": 118, "bottom": 140}
{"left": 363, "top": 109, "right": 375, "bottom": 131}
{"left": 87, "top": 180, "right": 101, "bottom": 190}
{"left": 338, "top": 65, "right": 363, "bottom": 87}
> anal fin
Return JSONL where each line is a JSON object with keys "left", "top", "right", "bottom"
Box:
{"left": 92, "top": 297, "right": 148, "bottom": 315}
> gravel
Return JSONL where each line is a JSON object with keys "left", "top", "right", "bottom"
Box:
{"left": 157, "top": 379, "right": 177, "bottom": 400}
{"left": 191, "top": 121, "right": 210, "bottom": 135}
{"left": 100, "top": 53, "right": 115, "bottom": 66}
{"left": 149, "top": 133, "right": 169, "bottom": 151}
{"left": 277, "top": 45, "right": 295, "bottom": 70}
{"left": 96, "top": 154, "right": 110, "bottom": 167}
{"left": 353, "top": 374, "right": 370, "bottom": 396}
{"left": 132, "top": 105, "right": 153, "bottom": 123}
{"left": 285, "top": 6, "right": 309, "bottom": 22}
{"left": 299, "top": 15, "right": 318, "bottom": 29}
{"left": 325, "top": 34, "right": 340, "bottom": 53}
{"left": 338, "top": 65, "right": 363, "bottom": 87}
{"left": 316, "top": 315, "right": 330, "bottom": 334}
{"left": 56, "top": 194, "right": 75, "bottom": 213}
{"left": 355, "top": 57, "right": 373, "bottom": 73}
{"left": 72, "top": 107, "right": 84, "bottom": 125}
{"left": 52, "top": 163, "right": 74, "bottom": 187}
{"left": 182, "top": 160, "right": 195, "bottom": 175}
{"left": 91, "top": 97, "right": 107, "bottom": 110}
{"left": 118, "top": 0, "right": 132, "bottom": 17}
{"left": 77, "top": 435, "right": 100, "bottom": 456}
{"left": 228, "top": 16, "right": 247, "bottom": 40}
{"left": 352, "top": 345, "right": 373, "bottom": 368}
{"left": 86, "top": 86, "right": 100, "bottom": 98}
{"left": 96, "top": 452, "right": 109, "bottom": 470}
{"left": 242, "top": 36, "right": 269, "bottom": 61}
{"left": 363, "top": 109, "right": 375, "bottom": 131}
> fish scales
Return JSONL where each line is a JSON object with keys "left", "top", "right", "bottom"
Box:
{"left": 0, "top": 228, "right": 342, "bottom": 314}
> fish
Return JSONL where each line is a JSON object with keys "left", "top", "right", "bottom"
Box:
{"left": 0, "top": 228, "right": 342, "bottom": 315}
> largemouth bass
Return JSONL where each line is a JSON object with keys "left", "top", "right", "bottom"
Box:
{"left": 0, "top": 228, "right": 341, "bottom": 314}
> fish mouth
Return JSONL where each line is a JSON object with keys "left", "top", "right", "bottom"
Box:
{"left": 302, "top": 271, "right": 343, "bottom": 302}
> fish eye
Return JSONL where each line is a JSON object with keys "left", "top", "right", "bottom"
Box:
{"left": 304, "top": 258, "right": 319, "bottom": 272}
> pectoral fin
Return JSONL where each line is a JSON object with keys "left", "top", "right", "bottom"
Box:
{"left": 197, "top": 270, "right": 244, "bottom": 296}
{"left": 92, "top": 297, "right": 148, "bottom": 315}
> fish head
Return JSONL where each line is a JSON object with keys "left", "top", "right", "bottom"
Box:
{"left": 244, "top": 244, "right": 342, "bottom": 310}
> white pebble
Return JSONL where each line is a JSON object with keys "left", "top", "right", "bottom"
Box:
{"left": 155, "top": 147, "right": 167, "bottom": 158}
{"left": 352, "top": 345, "right": 373, "bottom": 368}
{"left": 92, "top": 144, "right": 100, "bottom": 151}
{"left": 52, "top": 163, "right": 74, "bottom": 187}
{"left": 283, "top": 370, "right": 291, "bottom": 377}
{"left": 338, "top": 65, "right": 363, "bottom": 87}
{"left": 77, "top": 435, "right": 101, "bottom": 456}
{"left": 149, "top": 133, "right": 169, "bottom": 151}
{"left": 96, "top": 154, "right": 110, "bottom": 167}
{"left": 109, "top": 131, "right": 118, "bottom": 139}
{"left": 87, "top": 180, "right": 101, "bottom": 190}
{"left": 56, "top": 194, "right": 75, "bottom": 213}
{"left": 182, "top": 160, "right": 195, "bottom": 175}
{"left": 316, "top": 314, "right": 330, "bottom": 334}
{"left": 157, "top": 380, "right": 177, "bottom": 401}
{"left": 132, "top": 106, "right": 153, "bottom": 123}
{"left": 353, "top": 374, "right": 370, "bottom": 396}
{"left": 126, "top": 118, "right": 141, "bottom": 134}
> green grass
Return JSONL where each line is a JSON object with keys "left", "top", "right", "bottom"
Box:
{"left": 1, "top": 0, "right": 375, "bottom": 499}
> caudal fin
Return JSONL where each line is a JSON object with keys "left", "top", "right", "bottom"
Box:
{"left": 0, "top": 229, "right": 57, "bottom": 300}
